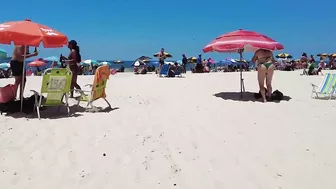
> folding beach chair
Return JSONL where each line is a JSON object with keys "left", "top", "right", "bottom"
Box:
{"left": 30, "top": 68, "right": 72, "bottom": 119}
{"left": 75, "top": 65, "right": 111, "bottom": 110}
{"left": 311, "top": 73, "right": 336, "bottom": 99}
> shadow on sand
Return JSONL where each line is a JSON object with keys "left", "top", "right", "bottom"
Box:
{"left": 214, "top": 91, "right": 292, "bottom": 103}
{"left": 3, "top": 105, "right": 120, "bottom": 119}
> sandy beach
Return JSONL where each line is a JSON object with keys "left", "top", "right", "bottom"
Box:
{"left": 1, "top": 70, "right": 336, "bottom": 189}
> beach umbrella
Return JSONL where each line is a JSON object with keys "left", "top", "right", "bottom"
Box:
{"left": 0, "top": 62, "right": 10, "bottom": 69}
{"left": 0, "top": 49, "right": 7, "bottom": 59}
{"left": 219, "top": 59, "right": 237, "bottom": 65}
{"left": 98, "top": 61, "right": 111, "bottom": 66}
{"left": 82, "top": 59, "right": 98, "bottom": 65}
{"left": 0, "top": 19, "right": 68, "bottom": 112}
{"left": 153, "top": 52, "right": 173, "bottom": 58}
{"left": 43, "top": 56, "right": 59, "bottom": 62}
{"left": 187, "top": 57, "right": 197, "bottom": 63}
{"left": 276, "top": 53, "right": 292, "bottom": 59}
{"left": 234, "top": 59, "right": 249, "bottom": 63}
{"left": 203, "top": 29, "right": 283, "bottom": 99}
{"left": 43, "top": 56, "right": 61, "bottom": 66}
{"left": 114, "top": 60, "right": 123, "bottom": 64}
{"left": 330, "top": 53, "right": 336, "bottom": 57}
{"left": 203, "top": 29, "right": 283, "bottom": 53}
{"left": 137, "top": 56, "right": 151, "bottom": 61}
{"left": 28, "top": 60, "right": 46, "bottom": 67}
{"left": 0, "top": 19, "right": 67, "bottom": 47}
{"left": 317, "top": 53, "right": 329, "bottom": 57}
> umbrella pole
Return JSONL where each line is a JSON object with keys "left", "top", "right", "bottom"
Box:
{"left": 239, "top": 50, "right": 245, "bottom": 99}
{"left": 20, "top": 45, "right": 27, "bottom": 112}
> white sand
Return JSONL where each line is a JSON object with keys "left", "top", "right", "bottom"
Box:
{"left": 1, "top": 70, "right": 336, "bottom": 189}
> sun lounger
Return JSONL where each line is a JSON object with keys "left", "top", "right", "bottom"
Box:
{"left": 75, "top": 65, "right": 111, "bottom": 110}
{"left": 30, "top": 68, "right": 72, "bottom": 119}
{"left": 311, "top": 73, "right": 336, "bottom": 99}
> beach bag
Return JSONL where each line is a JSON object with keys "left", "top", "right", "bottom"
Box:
{"left": 271, "top": 90, "right": 284, "bottom": 101}
{"left": 254, "top": 89, "right": 284, "bottom": 101}
{"left": 0, "top": 84, "right": 17, "bottom": 103}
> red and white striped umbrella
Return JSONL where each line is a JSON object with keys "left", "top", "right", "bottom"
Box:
{"left": 203, "top": 29, "right": 284, "bottom": 53}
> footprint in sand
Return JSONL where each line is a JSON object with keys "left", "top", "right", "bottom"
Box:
{"left": 78, "top": 170, "right": 93, "bottom": 186}
{"left": 11, "top": 172, "right": 20, "bottom": 185}
{"left": 142, "top": 136, "right": 152, "bottom": 146}
{"left": 192, "top": 142, "right": 198, "bottom": 149}
{"left": 142, "top": 156, "right": 153, "bottom": 170}
{"left": 171, "top": 164, "right": 181, "bottom": 174}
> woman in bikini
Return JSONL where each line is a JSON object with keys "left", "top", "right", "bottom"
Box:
{"left": 61, "top": 40, "right": 82, "bottom": 98}
{"left": 251, "top": 49, "right": 276, "bottom": 103}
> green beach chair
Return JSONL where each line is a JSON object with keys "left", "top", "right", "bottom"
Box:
{"left": 30, "top": 68, "right": 72, "bottom": 119}
{"left": 311, "top": 73, "right": 336, "bottom": 99}
{"left": 75, "top": 65, "right": 111, "bottom": 110}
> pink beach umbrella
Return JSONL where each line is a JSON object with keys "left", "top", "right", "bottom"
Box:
{"left": 203, "top": 29, "right": 283, "bottom": 99}
{"left": 203, "top": 29, "right": 283, "bottom": 53}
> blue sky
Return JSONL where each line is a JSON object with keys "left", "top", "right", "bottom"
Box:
{"left": 0, "top": 0, "right": 334, "bottom": 61}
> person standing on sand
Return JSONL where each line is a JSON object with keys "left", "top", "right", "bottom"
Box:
{"left": 10, "top": 46, "right": 38, "bottom": 99}
{"left": 197, "top": 54, "right": 202, "bottom": 65}
{"left": 158, "top": 48, "right": 166, "bottom": 73}
{"left": 61, "top": 40, "right": 82, "bottom": 98}
{"left": 251, "top": 49, "right": 276, "bottom": 103}
{"left": 194, "top": 54, "right": 203, "bottom": 73}
{"left": 309, "top": 55, "right": 315, "bottom": 63}
{"left": 300, "top": 53, "right": 308, "bottom": 68}
{"left": 182, "top": 54, "right": 187, "bottom": 73}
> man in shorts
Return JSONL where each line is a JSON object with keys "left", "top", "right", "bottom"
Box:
{"left": 10, "top": 46, "right": 38, "bottom": 98}
{"left": 158, "top": 48, "right": 166, "bottom": 73}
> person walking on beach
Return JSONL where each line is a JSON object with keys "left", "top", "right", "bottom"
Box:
{"left": 182, "top": 54, "right": 187, "bottom": 73}
{"left": 158, "top": 48, "right": 166, "bottom": 73}
{"left": 61, "top": 40, "right": 82, "bottom": 98}
{"left": 10, "top": 46, "right": 38, "bottom": 99}
{"left": 251, "top": 49, "right": 275, "bottom": 103}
